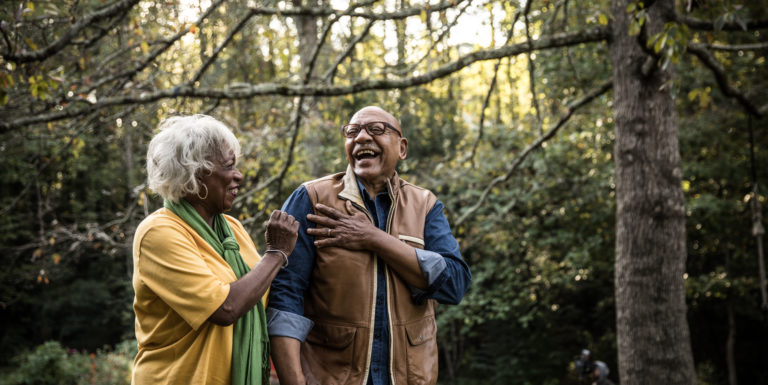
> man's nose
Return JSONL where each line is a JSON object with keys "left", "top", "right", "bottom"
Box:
{"left": 354, "top": 127, "right": 373, "bottom": 142}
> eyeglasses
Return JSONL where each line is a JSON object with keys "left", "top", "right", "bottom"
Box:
{"left": 340, "top": 121, "right": 402, "bottom": 138}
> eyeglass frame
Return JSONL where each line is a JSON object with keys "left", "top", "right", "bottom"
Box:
{"left": 340, "top": 121, "right": 402, "bottom": 138}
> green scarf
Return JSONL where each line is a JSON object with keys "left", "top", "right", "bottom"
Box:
{"left": 165, "top": 199, "right": 270, "bottom": 385}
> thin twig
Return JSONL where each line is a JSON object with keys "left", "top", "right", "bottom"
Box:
{"left": 688, "top": 43, "right": 766, "bottom": 117}
{"left": 2, "top": 0, "right": 140, "bottom": 63}
{"left": 455, "top": 80, "right": 613, "bottom": 226}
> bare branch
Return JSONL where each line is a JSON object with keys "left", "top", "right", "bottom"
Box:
{"left": 247, "top": 0, "right": 468, "bottom": 21}
{"left": 524, "top": 4, "right": 543, "bottom": 136}
{"left": 1, "top": 26, "right": 610, "bottom": 132}
{"left": 676, "top": 14, "right": 768, "bottom": 31}
{"left": 468, "top": 60, "right": 501, "bottom": 167}
{"left": 2, "top": 0, "right": 140, "bottom": 63}
{"left": 389, "top": 0, "right": 475, "bottom": 77}
{"left": 190, "top": 12, "right": 258, "bottom": 85}
{"left": 322, "top": 20, "right": 375, "bottom": 83}
{"left": 455, "top": 80, "right": 613, "bottom": 226}
{"left": 303, "top": 0, "right": 379, "bottom": 82}
{"left": 688, "top": 43, "right": 767, "bottom": 117}
{"left": 81, "top": 0, "right": 227, "bottom": 95}
{"left": 469, "top": 10, "right": 521, "bottom": 166}
{"left": 707, "top": 42, "right": 768, "bottom": 51}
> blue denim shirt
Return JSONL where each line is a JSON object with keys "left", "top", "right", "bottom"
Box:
{"left": 267, "top": 180, "right": 471, "bottom": 385}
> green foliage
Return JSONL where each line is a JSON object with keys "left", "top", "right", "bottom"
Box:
{"left": 0, "top": 340, "right": 135, "bottom": 385}
{"left": 1, "top": 0, "right": 767, "bottom": 383}
{"left": 648, "top": 22, "right": 691, "bottom": 70}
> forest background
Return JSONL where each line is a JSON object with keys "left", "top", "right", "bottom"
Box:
{"left": 1, "top": 0, "right": 767, "bottom": 384}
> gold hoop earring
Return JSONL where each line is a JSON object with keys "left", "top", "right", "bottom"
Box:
{"left": 197, "top": 184, "right": 209, "bottom": 200}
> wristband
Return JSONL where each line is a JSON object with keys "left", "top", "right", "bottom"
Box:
{"left": 266, "top": 249, "right": 289, "bottom": 268}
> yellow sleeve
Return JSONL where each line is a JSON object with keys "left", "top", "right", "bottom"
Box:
{"left": 136, "top": 221, "right": 230, "bottom": 330}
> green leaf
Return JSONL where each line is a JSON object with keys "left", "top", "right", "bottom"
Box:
{"left": 714, "top": 14, "right": 726, "bottom": 32}
{"left": 25, "top": 38, "right": 38, "bottom": 51}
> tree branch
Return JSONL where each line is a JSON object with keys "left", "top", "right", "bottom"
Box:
{"left": 389, "top": 0, "right": 475, "bottom": 77}
{"left": 246, "top": 0, "right": 468, "bottom": 21}
{"left": 1, "top": 26, "right": 610, "bottom": 132}
{"left": 469, "top": 9, "right": 521, "bottom": 166}
{"left": 687, "top": 43, "right": 767, "bottom": 117}
{"left": 81, "top": 0, "right": 227, "bottom": 95}
{"left": 675, "top": 14, "right": 768, "bottom": 31}
{"left": 322, "top": 20, "right": 375, "bottom": 83}
{"left": 1, "top": 0, "right": 140, "bottom": 63}
{"left": 707, "top": 42, "right": 768, "bottom": 51}
{"left": 524, "top": 3, "right": 543, "bottom": 136}
{"left": 455, "top": 80, "right": 613, "bottom": 226}
{"left": 190, "top": 11, "right": 258, "bottom": 85}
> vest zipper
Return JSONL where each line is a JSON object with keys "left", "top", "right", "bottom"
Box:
{"left": 346, "top": 198, "right": 378, "bottom": 385}
{"left": 385, "top": 179, "right": 397, "bottom": 385}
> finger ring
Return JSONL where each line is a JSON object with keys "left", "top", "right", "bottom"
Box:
{"left": 327, "top": 228, "right": 332, "bottom": 237}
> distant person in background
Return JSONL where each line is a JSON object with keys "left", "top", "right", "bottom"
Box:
{"left": 267, "top": 106, "right": 472, "bottom": 385}
{"left": 131, "top": 114, "right": 299, "bottom": 385}
{"left": 574, "top": 349, "right": 614, "bottom": 385}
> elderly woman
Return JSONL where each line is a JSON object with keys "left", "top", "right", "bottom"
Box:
{"left": 131, "top": 114, "right": 298, "bottom": 385}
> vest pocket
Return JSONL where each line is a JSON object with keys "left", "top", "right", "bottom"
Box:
{"left": 404, "top": 316, "right": 438, "bottom": 384}
{"left": 304, "top": 322, "right": 356, "bottom": 384}
{"left": 399, "top": 235, "right": 425, "bottom": 250}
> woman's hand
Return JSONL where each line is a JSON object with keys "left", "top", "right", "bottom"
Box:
{"left": 264, "top": 210, "right": 299, "bottom": 256}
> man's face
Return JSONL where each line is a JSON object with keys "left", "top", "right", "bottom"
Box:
{"left": 344, "top": 107, "right": 407, "bottom": 188}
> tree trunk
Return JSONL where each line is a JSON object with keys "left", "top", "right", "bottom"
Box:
{"left": 609, "top": 1, "right": 697, "bottom": 384}
{"left": 292, "top": 0, "right": 324, "bottom": 176}
{"left": 726, "top": 301, "right": 738, "bottom": 385}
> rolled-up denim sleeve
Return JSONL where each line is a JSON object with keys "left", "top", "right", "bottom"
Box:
{"left": 410, "top": 200, "right": 471, "bottom": 305}
{"left": 415, "top": 249, "right": 447, "bottom": 285}
{"left": 266, "top": 307, "right": 314, "bottom": 342}
{"left": 267, "top": 185, "right": 317, "bottom": 340}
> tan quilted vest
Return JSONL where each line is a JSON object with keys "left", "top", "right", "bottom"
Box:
{"left": 300, "top": 166, "right": 439, "bottom": 385}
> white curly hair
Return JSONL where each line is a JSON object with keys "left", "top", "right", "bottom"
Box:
{"left": 146, "top": 114, "right": 241, "bottom": 202}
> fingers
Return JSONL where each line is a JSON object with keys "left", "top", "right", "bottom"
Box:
{"left": 306, "top": 226, "right": 333, "bottom": 239}
{"left": 306, "top": 213, "right": 335, "bottom": 227}
{"left": 266, "top": 210, "right": 299, "bottom": 240}
{"left": 345, "top": 200, "right": 355, "bottom": 215}
{"left": 314, "top": 203, "right": 343, "bottom": 219}
{"left": 312, "top": 236, "right": 338, "bottom": 249}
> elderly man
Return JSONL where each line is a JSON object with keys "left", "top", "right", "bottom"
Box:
{"left": 267, "top": 106, "right": 471, "bottom": 385}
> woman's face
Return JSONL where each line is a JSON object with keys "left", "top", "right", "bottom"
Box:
{"left": 198, "top": 150, "right": 242, "bottom": 216}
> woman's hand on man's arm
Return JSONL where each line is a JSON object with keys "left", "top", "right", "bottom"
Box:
{"left": 208, "top": 210, "right": 299, "bottom": 326}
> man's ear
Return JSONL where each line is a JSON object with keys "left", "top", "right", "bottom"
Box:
{"left": 399, "top": 137, "right": 408, "bottom": 160}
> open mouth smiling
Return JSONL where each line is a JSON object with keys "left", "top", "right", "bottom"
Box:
{"left": 354, "top": 149, "right": 380, "bottom": 161}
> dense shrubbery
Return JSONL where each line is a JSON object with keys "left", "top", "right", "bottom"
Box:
{"left": 0, "top": 340, "right": 135, "bottom": 385}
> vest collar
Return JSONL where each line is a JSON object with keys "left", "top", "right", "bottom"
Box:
{"left": 338, "top": 165, "right": 400, "bottom": 205}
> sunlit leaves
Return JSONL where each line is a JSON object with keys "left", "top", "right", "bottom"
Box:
{"left": 27, "top": 74, "right": 58, "bottom": 100}
{"left": 648, "top": 22, "right": 691, "bottom": 70}
{"left": 626, "top": 1, "right": 646, "bottom": 36}
{"left": 687, "top": 86, "right": 712, "bottom": 109}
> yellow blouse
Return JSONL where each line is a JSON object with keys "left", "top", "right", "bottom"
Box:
{"left": 131, "top": 208, "right": 263, "bottom": 385}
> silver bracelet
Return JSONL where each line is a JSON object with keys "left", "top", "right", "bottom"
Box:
{"left": 265, "top": 249, "right": 289, "bottom": 268}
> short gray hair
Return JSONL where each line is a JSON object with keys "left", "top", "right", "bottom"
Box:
{"left": 146, "top": 114, "right": 241, "bottom": 202}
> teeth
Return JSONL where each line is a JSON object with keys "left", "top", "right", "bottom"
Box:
{"left": 357, "top": 150, "right": 376, "bottom": 157}
{"left": 230, "top": 188, "right": 238, "bottom": 194}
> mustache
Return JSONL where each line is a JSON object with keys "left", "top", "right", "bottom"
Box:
{"left": 353, "top": 144, "right": 381, "bottom": 153}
